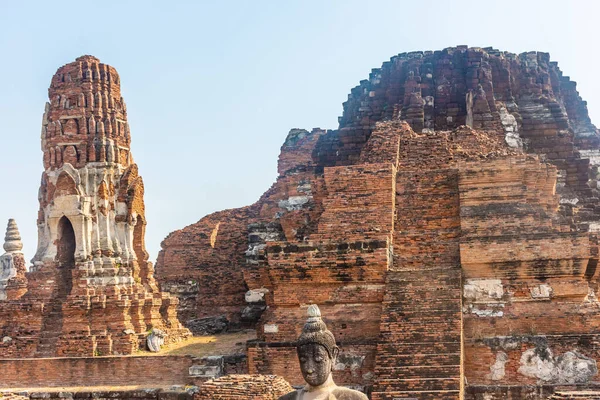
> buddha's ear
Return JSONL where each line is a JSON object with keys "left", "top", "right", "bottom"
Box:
{"left": 332, "top": 346, "right": 340, "bottom": 361}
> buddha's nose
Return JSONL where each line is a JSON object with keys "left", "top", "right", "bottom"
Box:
{"left": 306, "top": 368, "right": 314, "bottom": 374}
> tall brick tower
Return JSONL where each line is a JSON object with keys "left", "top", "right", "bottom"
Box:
{"left": 25, "top": 55, "right": 189, "bottom": 356}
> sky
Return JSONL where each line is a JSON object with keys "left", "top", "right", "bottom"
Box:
{"left": 0, "top": 0, "right": 598, "bottom": 263}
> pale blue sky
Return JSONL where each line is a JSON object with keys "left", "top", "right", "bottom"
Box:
{"left": 0, "top": 0, "right": 598, "bottom": 262}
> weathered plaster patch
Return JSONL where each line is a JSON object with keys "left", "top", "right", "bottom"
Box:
{"left": 246, "top": 222, "right": 285, "bottom": 259}
{"left": 589, "top": 222, "right": 600, "bottom": 233}
{"left": 498, "top": 102, "right": 523, "bottom": 149}
{"left": 518, "top": 347, "right": 556, "bottom": 381}
{"left": 585, "top": 288, "right": 599, "bottom": 303}
{"left": 518, "top": 346, "right": 598, "bottom": 384}
{"left": 245, "top": 288, "right": 268, "bottom": 303}
{"left": 466, "top": 91, "right": 474, "bottom": 128}
{"left": 559, "top": 197, "right": 579, "bottom": 206}
{"left": 488, "top": 351, "right": 508, "bottom": 381}
{"left": 278, "top": 196, "right": 311, "bottom": 211}
{"left": 468, "top": 305, "right": 504, "bottom": 318}
{"left": 263, "top": 324, "right": 279, "bottom": 333}
{"left": 464, "top": 279, "right": 504, "bottom": 301}
{"left": 555, "top": 351, "right": 598, "bottom": 384}
{"left": 246, "top": 243, "right": 266, "bottom": 257}
{"left": 530, "top": 284, "right": 552, "bottom": 299}
{"left": 296, "top": 181, "right": 312, "bottom": 195}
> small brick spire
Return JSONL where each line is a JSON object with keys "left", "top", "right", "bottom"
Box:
{"left": 3, "top": 219, "right": 23, "bottom": 253}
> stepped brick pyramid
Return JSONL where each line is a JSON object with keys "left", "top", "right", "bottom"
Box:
{"left": 157, "top": 46, "right": 600, "bottom": 399}
{"left": 0, "top": 56, "right": 189, "bottom": 357}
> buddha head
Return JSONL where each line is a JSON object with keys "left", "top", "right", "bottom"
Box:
{"left": 296, "top": 305, "right": 339, "bottom": 387}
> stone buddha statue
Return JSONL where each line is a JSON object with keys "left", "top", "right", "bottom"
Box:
{"left": 279, "top": 305, "right": 368, "bottom": 400}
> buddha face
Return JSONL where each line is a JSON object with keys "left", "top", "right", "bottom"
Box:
{"left": 297, "top": 343, "right": 337, "bottom": 387}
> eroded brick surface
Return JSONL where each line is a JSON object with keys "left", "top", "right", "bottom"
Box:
{"left": 0, "top": 356, "right": 195, "bottom": 387}
{"left": 196, "top": 374, "right": 293, "bottom": 399}
{"left": 153, "top": 46, "right": 600, "bottom": 399}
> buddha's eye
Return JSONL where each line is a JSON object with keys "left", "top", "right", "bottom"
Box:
{"left": 315, "top": 357, "right": 323, "bottom": 362}
{"left": 300, "top": 357, "right": 307, "bottom": 362}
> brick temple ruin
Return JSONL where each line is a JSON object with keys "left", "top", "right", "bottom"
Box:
{"left": 156, "top": 46, "right": 600, "bottom": 399}
{"left": 0, "top": 55, "right": 189, "bottom": 358}
{"left": 3, "top": 47, "right": 600, "bottom": 400}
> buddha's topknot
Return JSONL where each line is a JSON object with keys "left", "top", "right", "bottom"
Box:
{"left": 297, "top": 305, "right": 337, "bottom": 357}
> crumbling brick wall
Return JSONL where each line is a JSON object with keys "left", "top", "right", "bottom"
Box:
{"left": 156, "top": 47, "right": 600, "bottom": 399}
{"left": 0, "top": 356, "right": 195, "bottom": 388}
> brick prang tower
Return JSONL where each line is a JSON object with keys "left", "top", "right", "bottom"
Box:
{"left": 23, "top": 55, "right": 190, "bottom": 357}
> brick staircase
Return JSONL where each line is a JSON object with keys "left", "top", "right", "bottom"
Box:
{"left": 34, "top": 261, "right": 73, "bottom": 357}
{"left": 372, "top": 170, "right": 463, "bottom": 400}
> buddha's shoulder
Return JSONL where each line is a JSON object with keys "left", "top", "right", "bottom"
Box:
{"left": 277, "top": 388, "right": 367, "bottom": 400}
{"left": 331, "top": 387, "right": 369, "bottom": 399}
{"left": 277, "top": 392, "right": 297, "bottom": 400}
